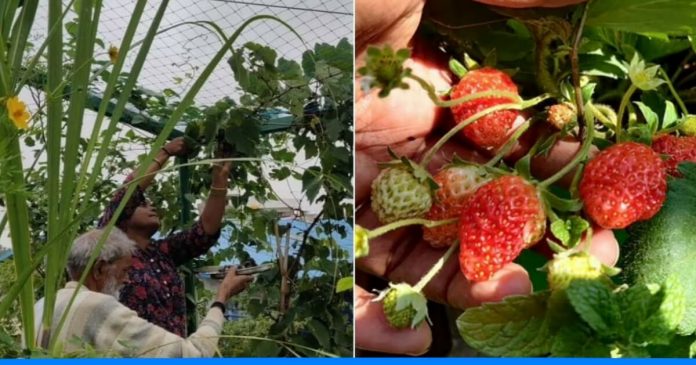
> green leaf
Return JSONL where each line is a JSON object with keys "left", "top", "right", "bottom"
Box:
{"left": 566, "top": 280, "right": 621, "bottom": 339}
{"left": 648, "top": 334, "right": 696, "bottom": 358}
{"left": 335, "top": 276, "right": 353, "bottom": 293}
{"left": 550, "top": 322, "right": 611, "bottom": 357}
{"left": 550, "top": 219, "right": 570, "bottom": 245}
{"left": 457, "top": 292, "right": 552, "bottom": 357}
{"left": 581, "top": 52, "right": 627, "bottom": 79}
{"left": 641, "top": 91, "right": 679, "bottom": 130}
{"left": 251, "top": 340, "right": 281, "bottom": 357}
{"left": 634, "top": 276, "right": 686, "bottom": 345}
{"left": 301, "top": 166, "right": 322, "bottom": 203}
{"left": 307, "top": 319, "right": 331, "bottom": 350}
{"left": 635, "top": 101, "right": 659, "bottom": 134}
{"left": 225, "top": 109, "right": 261, "bottom": 156}
{"left": 587, "top": 0, "right": 696, "bottom": 36}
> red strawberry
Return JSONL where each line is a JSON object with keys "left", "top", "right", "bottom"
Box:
{"left": 423, "top": 165, "right": 490, "bottom": 248}
{"left": 458, "top": 175, "right": 546, "bottom": 282}
{"left": 579, "top": 142, "right": 666, "bottom": 229}
{"left": 450, "top": 68, "right": 521, "bottom": 150}
{"left": 652, "top": 134, "right": 696, "bottom": 177}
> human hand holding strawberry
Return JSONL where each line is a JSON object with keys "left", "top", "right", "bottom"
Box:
{"left": 355, "top": 0, "right": 622, "bottom": 356}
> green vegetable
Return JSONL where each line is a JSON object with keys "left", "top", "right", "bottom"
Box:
{"left": 620, "top": 162, "right": 696, "bottom": 335}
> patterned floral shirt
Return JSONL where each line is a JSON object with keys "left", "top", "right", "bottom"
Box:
{"left": 99, "top": 178, "right": 220, "bottom": 336}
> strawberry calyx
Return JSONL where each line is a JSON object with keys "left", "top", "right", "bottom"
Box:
{"left": 374, "top": 283, "right": 429, "bottom": 330}
{"left": 375, "top": 243, "right": 458, "bottom": 329}
{"left": 357, "top": 45, "right": 412, "bottom": 97}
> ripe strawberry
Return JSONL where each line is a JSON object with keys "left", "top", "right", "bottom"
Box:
{"left": 651, "top": 134, "right": 696, "bottom": 177}
{"left": 378, "top": 283, "right": 429, "bottom": 330}
{"left": 423, "top": 165, "right": 490, "bottom": 248}
{"left": 458, "top": 175, "right": 546, "bottom": 282}
{"left": 450, "top": 68, "right": 521, "bottom": 150}
{"left": 579, "top": 142, "right": 666, "bottom": 229}
{"left": 371, "top": 165, "right": 433, "bottom": 224}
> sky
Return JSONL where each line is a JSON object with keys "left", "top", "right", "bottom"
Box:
{"left": 0, "top": 0, "right": 353, "bottom": 249}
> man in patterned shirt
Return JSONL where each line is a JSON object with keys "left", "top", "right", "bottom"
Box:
{"left": 98, "top": 137, "right": 232, "bottom": 336}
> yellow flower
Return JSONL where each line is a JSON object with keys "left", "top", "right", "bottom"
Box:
{"left": 108, "top": 45, "right": 119, "bottom": 64}
{"left": 6, "top": 96, "right": 30, "bottom": 130}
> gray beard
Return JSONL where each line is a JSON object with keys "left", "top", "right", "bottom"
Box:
{"left": 102, "top": 277, "right": 124, "bottom": 299}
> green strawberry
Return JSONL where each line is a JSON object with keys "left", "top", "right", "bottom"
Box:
{"left": 680, "top": 115, "right": 696, "bottom": 137}
{"left": 377, "top": 283, "right": 429, "bottom": 330}
{"left": 371, "top": 164, "right": 434, "bottom": 224}
{"left": 355, "top": 225, "right": 369, "bottom": 258}
{"left": 547, "top": 251, "right": 614, "bottom": 291}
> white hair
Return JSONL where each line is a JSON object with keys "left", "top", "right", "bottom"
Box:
{"left": 67, "top": 228, "right": 136, "bottom": 280}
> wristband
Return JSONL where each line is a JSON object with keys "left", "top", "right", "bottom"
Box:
{"left": 161, "top": 147, "right": 172, "bottom": 156}
{"left": 210, "top": 301, "right": 226, "bottom": 313}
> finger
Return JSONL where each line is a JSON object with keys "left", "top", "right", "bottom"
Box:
{"left": 356, "top": 208, "right": 532, "bottom": 310}
{"left": 355, "top": 286, "right": 432, "bottom": 356}
{"left": 471, "top": 0, "right": 586, "bottom": 8}
{"left": 577, "top": 228, "right": 620, "bottom": 267}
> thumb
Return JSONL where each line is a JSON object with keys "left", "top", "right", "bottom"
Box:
{"left": 355, "top": 286, "right": 432, "bottom": 356}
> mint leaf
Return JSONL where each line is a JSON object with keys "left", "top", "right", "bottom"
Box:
{"left": 634, "top": 276, "right": 686, "bottom": 345}
{"left": 617, "top": 282, "right": 664, "bottom": 341}
{"left": 457, "top": 292, "right": 552, "bottom": 357}
{"left": 566, "top": 280, "right": 621, "bottom": 339}
{"left": 550, "top": 322, "right": 611, "bottom": 357}
{"left": 587, "top": 0, "right": 696, "bottom": 36}
{"left": 617, "top": 277, "right": 685, "bottom": 346}
{"left": 648, "top": 335, "right": 696, "bottom": 358}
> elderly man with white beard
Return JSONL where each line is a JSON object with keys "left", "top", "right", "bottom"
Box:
{"left": 33, "top": 228, "right": 253, "bottom": 357}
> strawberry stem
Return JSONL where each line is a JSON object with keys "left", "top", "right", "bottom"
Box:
{"left": 366, "top": 218, "right": 457, "bottom": 239}
{"left": 616, "top": 83, "right": 637, "bottom": 141}
{"left": 538, "top": 116, "right": 595, "bottom": 188}
{"left": 405, "top": 73, "right": 521, "bottom": 108}
{"left": 414, "top": 242, "right": 458, "bottom": 292}
{"left": 485, "top": 117, "right": 534, "bottom": 168}
{"left": 571, "top": 2, "right": 590, "bottom": 136}
{"left": 420, "top": 103, "right": 523, "bottom": 167}
{"left": 659, "top": 67, "right": 690, "bottom": 117}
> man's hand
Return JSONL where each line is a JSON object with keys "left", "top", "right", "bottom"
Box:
{"left": 216, "top": 266, "right": 253, "bottom": 303}
{"left": 163, "top": 137, "right": 188, "bottom": 157}
{"left": 211, "top": 161, "right": 232, "bottom": 189}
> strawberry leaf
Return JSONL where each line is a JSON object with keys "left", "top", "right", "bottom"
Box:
{"left": 550, "top": 219, "right": 570, "bottom": 245}
{"left": 457, "top": 292, "right": 552, "bottom": 357}
{"left": 566, "top": 280, "right": 621, "bottom": 340}
{"left": 566, "top": 216, "right": 590, "bottom": 248}
{"left": 586, "top": 0, "right": 696, "bottom": 36}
